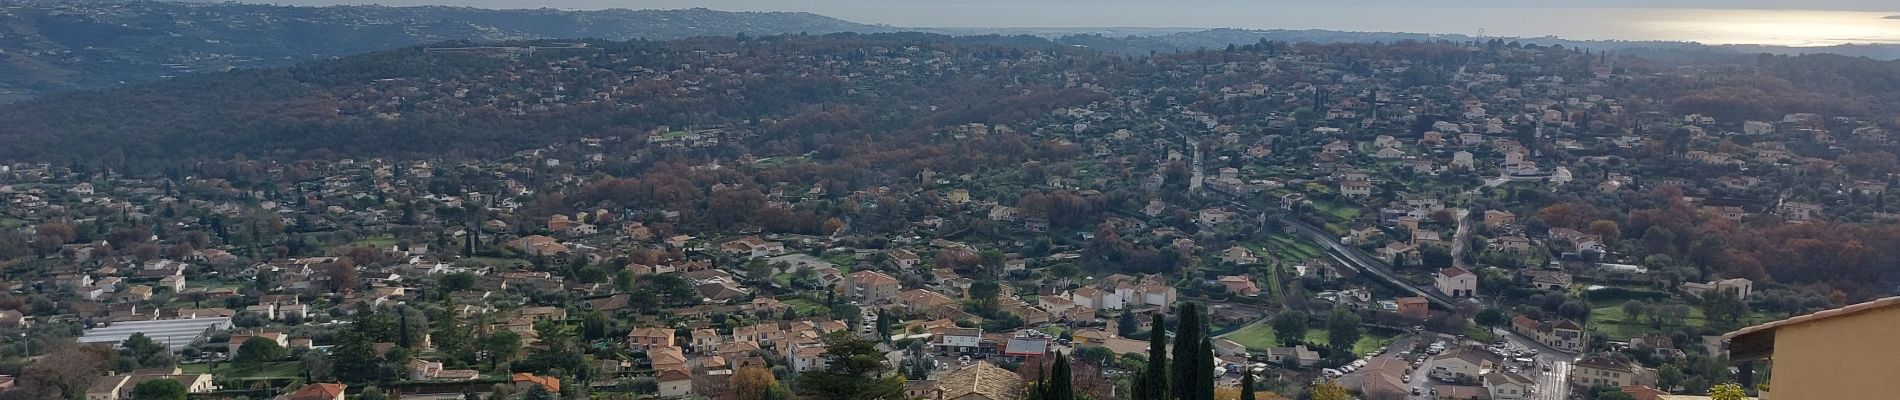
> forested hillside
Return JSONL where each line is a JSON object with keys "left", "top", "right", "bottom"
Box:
{"left": 0, "top": 33, "right": 1099, "bottom": 169}
{"left": 0, "top": 0, "right": 888, "bottom": 99}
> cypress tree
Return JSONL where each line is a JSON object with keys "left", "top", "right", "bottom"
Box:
{"left": 1134, "top": 314, "right": 1169, "bottom": 400}
{"left": 1239, "top": 367, "right": 1256, "bottom": 400}
{"left": 1028, "top": 365, "right": 1048, "bottom": 400}
{"left": 1195, "top": 336, "right": 1215, "bottom": 400}
{"left": 1171, "top": 303, "right": 1208, "bottom": 400}
{"left": 1046, "top": 351, "right": 1074, "bottom": 400}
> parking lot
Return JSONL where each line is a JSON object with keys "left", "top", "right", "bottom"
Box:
{"left": 1385, "top": 333, "right": 1552, "bottom": 399}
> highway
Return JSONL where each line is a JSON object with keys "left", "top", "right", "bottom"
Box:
{"left": 1279, "top": 216, "right": 1459, "bottom": 308}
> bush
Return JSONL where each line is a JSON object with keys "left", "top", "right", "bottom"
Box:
{"left": 236, "top": 337, "right": 287, "bottom": 363}
{"left": 130, "top": 378, "right": 187, "bottom": 400}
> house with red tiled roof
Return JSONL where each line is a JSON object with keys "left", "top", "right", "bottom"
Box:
{"left": 657, "top": 368, "right": 694, "bottom": 397}
{"left": 1511, "top": 316, "right": 1583, "bottom": 352}
{"left": 627, "top": 327, "right": 675, "bottom": 351}
{"left": 720, "top": 236, "right": 784, "bottom": 258}
{"left": 1395, "top": 297, "right": 1429, "bottom": 320}
{"left": 931, "top": 361, "right": 1024, "bottom": 400}
{"left": 1435, "top": 267, "right": 1476, "bottom": 298}
{"left": 1216, "top": 275, "right": 1261, "bottom": 297}
{"left": 898, "top": 289, "right": 957, "bottom": 314}
{"left": 838, "top": 270, "right": 900, "bottom": 302}
{"left": 511, "top": 373, "right": 560, "bottom": 393}
{"left": 288, "top": 383, "right": 346, "bottom": 400}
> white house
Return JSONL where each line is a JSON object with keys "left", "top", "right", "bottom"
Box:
{"left": 1484, "top": 372, "right": 1534, "bottom": 400}
{"left": 657, "top": 369, "right": 694, "bottom": 398}
{"left": 1070, "top": 287, "right": 1123, "bottom": 311}
{"left": 1435, "top": 267, "right": 1477, "bottom": 298}
{"left": 1681, "top": 278, "right": 1753, "bottom": 300}
{"left": 1429, "top": 347, "right": 1498, "bottom": 382}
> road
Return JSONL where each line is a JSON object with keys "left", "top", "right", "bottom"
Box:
{"left": 1496, "top": 328, "right": 1575, "bottom": 400}
{"left": 1451, "top": 208, "right": 1472, "bottom": 269}
{"left": 1280, "top": 216, "right": 1457, "bottom": 307}
{"left": 1187, "top": 136, "right": 1205, "bottom": 192}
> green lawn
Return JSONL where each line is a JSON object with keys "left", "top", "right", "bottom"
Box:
{"left": 822, "top": 253, "right": 858, "bottom": 269}
{"left": 1221, "top": 324, "right": 1395, "bottom": 355}
{"left": 1257, "top": 262, "right": 1283, "bottom": 301}
{"left": 782, "top": 298, "right": 828, "bottom": 315}
{"left": 1222, "top": 323, "right": 1281, "bottom": 351}
{"left": 349, "top": 235, "right": 398, "bottom": 248}
{"left": 1311, "top": 200, "right": 1361, "bottom": 222}
{"left": 179, "top": 361, "right": 303, "bottom": 379}
{"left": 1040, "top": 325, "right": 1071, "bottom": 337}
{"left": 1588, "top": 299, "right": 1776, "bottom": 340}
{"left": 773, "top": 272, "right": 796, "bottom": 287}
{"left": 1264, "top": 235, "right": 1322, "bottom": 262}
{"left": 1303, "top": 330, "right": 1396, "bottom": 355}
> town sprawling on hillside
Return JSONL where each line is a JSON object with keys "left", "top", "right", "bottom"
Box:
{"left": 2, "top": 13, "right": 1900, "bottom": 400}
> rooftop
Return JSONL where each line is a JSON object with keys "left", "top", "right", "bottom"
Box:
{"left": 79, "top": 317, "right": 232, "bottom": 351}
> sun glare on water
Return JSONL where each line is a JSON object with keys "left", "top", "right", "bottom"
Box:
{"left": 1632, "top": 9, "right": 1900, "bottom": 46}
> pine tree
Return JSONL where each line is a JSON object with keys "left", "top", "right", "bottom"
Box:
{"left": 1134, "top": 314, "right": 1169, "bottom": 400}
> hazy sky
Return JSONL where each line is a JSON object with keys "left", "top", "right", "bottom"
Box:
{"left": 238, "top": 0, "right": 1900, "bottom": 15}
{"left": 228, "top": 0, "right": 1900, "bottom": 45}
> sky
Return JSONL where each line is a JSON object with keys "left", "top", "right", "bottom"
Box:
{"left": 234, "top": 0, "right": 1900, "bottom": 13}
{"left": 224, "top": 1, "right": 1900, "bottom": 45}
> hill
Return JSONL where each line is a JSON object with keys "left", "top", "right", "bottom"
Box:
{"left": 0, "top": 0, "right": 890, "bottom": 100}
{"left": 0, "top": 33, "right": 1105, "bottom": 168}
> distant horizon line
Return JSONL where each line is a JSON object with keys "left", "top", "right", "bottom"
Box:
{"left": 141, "top": 1, "right": 1900, "bottom": 48}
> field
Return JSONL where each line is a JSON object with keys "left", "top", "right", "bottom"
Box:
{"left": 1588, "top": 299, "right": 1777, "bottom": 340}
{"left": 1310, "top": 200, "right": 1361, "bottom": 222}
{"left": 782, "top": 298, "right": 829, "bottom": 315}
{"left": 348, "top": 234, "right": 399, "bottom": 248}
{"left": 1222, "top": 323, "right": 1280, "bottom": 351}
{"left": 1221, "top": 323, "right": 1396, "bottom": 355}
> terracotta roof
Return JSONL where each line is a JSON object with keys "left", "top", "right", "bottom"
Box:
{"left": 1621, "top": 385, "right": 1669, "bottom": 400}
{"left": 1574, "top": 355, "right": 1633, "bottom": 371}
{"left": 849, "top": 270, "right": 899, "bottom": 285}
{"left": 1440, "top": 266, "right": 1472, "bottom": 277}
{"left": 629, "top": 327, "right": 675, "bottom": 338}
{"left": 1725, "top": 296, "right": 1900, "bottom": 341}
{"left": 290, "top": 383, "right": 347, "bottom": 400}
{"left": 511, "top": 373, "right": 561, "bottom": 392}
{"left": 1436, "top": 385, "right": 1490, "bottom": 399}
{"left": 934, "top": 361, "right": 1024, "bottom": 400}
{"left": 657, "top": 369, "right": 693, "bottom": 382}
{"left": 1485, "top": 371, "right": 1534, "bottom": 386}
